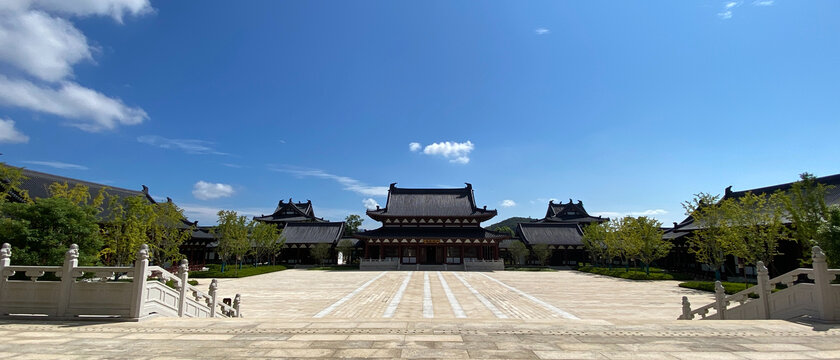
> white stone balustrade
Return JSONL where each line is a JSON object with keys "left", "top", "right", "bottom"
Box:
{"left": 0, "top": 243, "right": 241, "bottom": 320}
{"left": 680, "top": 246, "right": 839, "bottom": 321}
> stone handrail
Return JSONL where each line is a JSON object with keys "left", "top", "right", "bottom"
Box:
{"left": 680, "top": 246, "right": 838, "bottom": 321}
{"left": 0, "top": 243, "right": 241, "bottom": 320}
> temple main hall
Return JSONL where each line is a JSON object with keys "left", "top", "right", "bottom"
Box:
{"left": 357, "top": 183, "right": 510, "bottom": 270}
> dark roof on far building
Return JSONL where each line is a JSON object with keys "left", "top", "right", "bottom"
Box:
{"left": 517, "top": 223, "right": 585, "bottom": 246}
{"left": 533, "top": 199, "right": 608, "bottom": 225}
{"left": 9, "top": 168, "right": 155, "bottom": 204}
{"left": 356, "top": 227, "right": 510, "bottom": 240}
{"left": 282, "top": 222, "right": 345, "bottom": 244}
{"left": 253, "top": 198, "right": 326, "bottom": 224}
{"left": 367, "top": 183, "right": 497, "bottom": 221}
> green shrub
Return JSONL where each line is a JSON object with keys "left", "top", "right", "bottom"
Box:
{"left": 577, "top": 265, "right": 675, "bottom": 280}
{"left": 307, "top": 265, "right": 359, "bottom": 271}
{"left": 505, "top": 266, "right": 556, "bottom": 272}
{"left": 190, "top": 264, "right": 287, "bottom": 278}
{"left": 677, "top": 281, "right": 782, "bottom": 298}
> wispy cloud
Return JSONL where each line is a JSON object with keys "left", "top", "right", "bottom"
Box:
{"left": 22, "top": 160, "right": 88, "bottom": 170}
{"left": 717, "top": 1, "right": 739, "bottom": 19}
{"left": 0, "top": 118, "right": 29, "bottom": 143}
{"left": 137, "top": 135, "right": 228, "bottom": 155}
{"left": 409, "top": 140, "right": 475, "bottom": 164}
{"left": 179, "top": 204, "right": 269, "bottom": 225}
{"left": 221, "top": 163, "right": 244, "bottom": 169}
{"left": 272, "top": 167, "right": 388, "bottom": 196}
{"left": 535, "top": 28, "right": 550, "bottom": 35}
{"left": 593, "top": 209, "right": 668, "bottom": 219}
{"left": 192, "top": 181, "right": 235, "bottom": 200}
{"left": 530, "top": 197, "right": 558, "bottom": 205}
{"left": 500, "top": 199, "right": 517, "bottom": 207}
{"left": 753, "top": 0, "right": 774, "bottom": 6}
{"left": 363, "top": 198, "right": 380, "bottom": 210}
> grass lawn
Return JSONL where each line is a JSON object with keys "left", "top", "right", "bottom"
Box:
{"left": 505, "top": 266, "right": 557, "bottom": 272}
{"left": 577, "top": 265, "right": 691, "bottom": 280}
{"left": 190, "top": 264, "right": 287, "bottom": 278}
{"left": 307, "top": 265, "right": 359, "bottom": 271}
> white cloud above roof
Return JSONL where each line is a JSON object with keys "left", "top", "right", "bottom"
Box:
{"left": 192, "top": 181, "right": 235, "bottom": 200}
{"left": 0, "top": 118, "right": 29, "bottom": 143}
{"left": 410, "top": 141, "right": 475, "bottom": 164}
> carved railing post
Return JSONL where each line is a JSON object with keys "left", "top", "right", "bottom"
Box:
{"left": 208, "top": 279, "right": 218, "bottom": 318}
{"left": 130, "top": 244, "right": 150, "bottom": 319}
{"left": 714, "top": 281, "right": 727, "bottom": 320}
{"left": 679, "top": 296, "right": 693, "bottom": 320}
{"left": 178, "top": 259, "right": 189, "bottom": 317}
{"left": 233, "top": 294, "right": 241, "bottom": 317}
{"left": 756, "top": 261, "right": 771, "bottom": 319}
{"left": 57, "top": 244, "right": 79, "bottom": 317}
{"left": 0, "top": 243, "right": 11, "bottom": 299}
{"left": 811, "top": 246, "right": 834, "bottom": 321}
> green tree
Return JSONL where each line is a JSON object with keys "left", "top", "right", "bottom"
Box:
{"left": 0, "top": 162, "right": 29, "bottom": 204}
{"left": 48, "top": 182, "right": 105, "bottom": 209}
{"left": 508, "top": 241, "right": 529, "bottom": 266}
{"left": 0, "top": 197, "right": 101, "bottom": 265}
{"left": 249, "top": 220, "right": 280, "bottom": 265}
{"left": 684, "top": 193, "right": 737, "bottom": 280}
{"left": 817, "top": 206, "right": 840, "bottom": 268}
{"left": 782, "top": 173, "right": 831, "bottom": 262}
{"left": 492, "top": 226, "right": 515, "bottom": 237}
{"left": 532, "top": 243, "right": 552, "bottom": 266}
{"left": 622, "top": 216, "right": 669, "bottom": 275}
{"left": 148, "top": 200, "right": 192, "bottom": 265}
{"left": 582, "top": 222, "right": 610, "bottom": 266}
{"left": 214, "top": 210, "right": 250, "bottom": 273}
{"left": 727, "top": 192, "right": 787, "bottom": 269}
{"left": 335, "top": 238, "right": 355, "bottom": 264}
{"left": 344, "top": 214, "right": 363, "bottom": 236}
{"left": 310, "top": 243, "right": 331, "bottom": 265}
{"left": 99, "top": 194, "right": 155, "bottom": 266}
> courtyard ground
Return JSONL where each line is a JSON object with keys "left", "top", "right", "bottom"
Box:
{"left": 0, "top": 269, "right": 838, "bottom": 359}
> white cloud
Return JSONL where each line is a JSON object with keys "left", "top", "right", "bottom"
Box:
{"left": 192, "top": 181, "right": 235, "bottom": 200}
{"left": 408, "top": 142, "right": 421, "bottom": 152}
{"left": 535, "top": 28, "right": 550, "bottom": 35}
{"left": 718, "top": 1, "right": 740, "bottom": 19}
{"left": 752, "top": 0, "right": 773, "bottom": 6}
{"left": 137, "top": 135, "right": 228, "bottom": 155}
{"left": 0, "top": 118, "right": 29, "bottom": 143}
{"left": 29, "top": 0, "right": 153, "bottom": 23}
{"left": 363, "top": 198, "right": 380, "bottom": 210}
{"left": 0, "top": 75, "right": 148, "bottom": 132}
{"left": 593, "top": 209, "right": 668, "bottom": 219}
{"left": 0, "top": 1, "right": 151, "bottom": 135}
{"left": 0, "top": 9, "right": 92, "bottom": 82}
{"left": 417, "top": 140, "right": 474, "bottom": 164}
{"left": 273, "top": 167, "right": 388, "bottom": 196}
{"left": 21, "top": 160, "right": 87, "bottom": 170}
{"left": 221, "top": 163, "right": 243, "bottom": 168}
{"left": 500, "top": 199, "right": 516, "bottom": 207}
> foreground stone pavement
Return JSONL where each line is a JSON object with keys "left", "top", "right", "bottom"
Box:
{"left": 0, "top": 317, "right": 838, "bottom": 359}
{"left": 3, "top": 270, "right": 838, "bottom": 359}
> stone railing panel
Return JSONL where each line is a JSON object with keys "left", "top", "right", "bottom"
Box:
{"left": 0, "top": 243, "right": 241, "bottom": 320}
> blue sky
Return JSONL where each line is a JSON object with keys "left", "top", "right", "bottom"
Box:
{"left": 1, "top": 1, "right": 839, "bottom": 228}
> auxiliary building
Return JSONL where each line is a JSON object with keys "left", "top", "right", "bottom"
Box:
{"left": 356, "top": 183, "right": 510, "bottom": 270}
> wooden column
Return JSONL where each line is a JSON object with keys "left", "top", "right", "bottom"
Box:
{"left": 460, "top": 244, "right": 464, "bottom": 264}
{"left": 494, "top": 243, "right": 499, "bottom": 260}
{"left": 478, "top": 243, "right": 484, "bottom": 260}
{"left": 398, "top": 244, "right": 403, "bottom": 264}
{"left": 364, "top": 242, "right": 369, "bottom": 259}
{"left": 378, "top": 243, "right": 383, "bottom": 260}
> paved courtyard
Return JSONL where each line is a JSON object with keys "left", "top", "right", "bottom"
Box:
{"left": 1, "top": 269, "right": 839, "bottom": 359}
{"left": 210, "top": 269, "right": 717, "bottom": 321}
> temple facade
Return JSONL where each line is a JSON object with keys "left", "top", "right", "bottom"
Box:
{"left": 512, "top": 199, "right": 608, "bottom": 266}
{"left": 357, "top": 183, "right": 509, "bottom": 270}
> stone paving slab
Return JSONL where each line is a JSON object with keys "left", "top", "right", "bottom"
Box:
{"left": 0, "top": 318, "right": 838, "bottom": 359}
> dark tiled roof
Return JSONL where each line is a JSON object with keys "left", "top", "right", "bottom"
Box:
{"left": 673, "top": 173, "right": 840, "bottom": 232}
{"left": 516, "top": 223, "right": 584, "bottom": 246}
{"left": 282, "top": 222, "right": 345, "bottom": 244}
{"left": 253, "top": 198, "right": 325, "bottom": 223}
{"left": 356, "top": 227, "right": 509, "bottom": 240}
{"left": 542, "top": 199, "right": 608, "bottom": 224}
{"left": 12, "top": 168, "right": 155, "bottom": 204}
{"left": 367, "top": 183, "right": 497, "bottom": 220}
